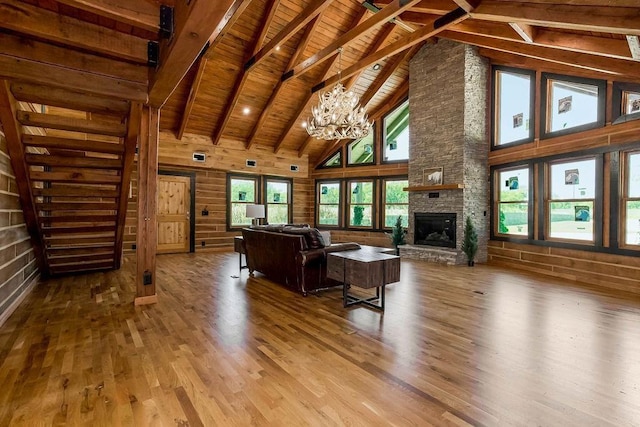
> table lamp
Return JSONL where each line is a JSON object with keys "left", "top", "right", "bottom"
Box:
{"left": 246, "top": 204, "right": 265, "bottom": 227}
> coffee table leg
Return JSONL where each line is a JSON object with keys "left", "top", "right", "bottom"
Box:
{"left": 381, "top": 285, "right": 385, "bottom": 311}
{"left": 343, "top": 282, "right": 348, "bottom": 307}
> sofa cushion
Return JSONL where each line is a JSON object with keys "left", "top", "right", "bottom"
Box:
{"left": 282, "top": 226, "right": 326, "bottom": 249}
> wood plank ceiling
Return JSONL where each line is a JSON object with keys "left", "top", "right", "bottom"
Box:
{"left": 0, "top": 0, "right": 639, "bottom": 168}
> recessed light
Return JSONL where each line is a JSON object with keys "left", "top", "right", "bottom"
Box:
{"left": 275, "top": 45, "right": 281, "bottom": 51}
{"left": 301, "top": 121, "right": 307, "bottom": 128}
{"left": 243, "top": 107, "right": 250, "bottom": 115}
{"left": 373, "top": 63, "right": 381, "bottom": 71}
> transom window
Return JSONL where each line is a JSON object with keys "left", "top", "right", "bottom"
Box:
{"left": 347, "top": 127, "right": 375, "bottom": 165}
{"left": 265, "top": 178, "right": 291, "bottom": 225}
{"left": 543, "top": 74, "right": 604, "bottom": 137}
{"left": 622, "top": 151, "right": 640, "bottom": 247}
{"left": 622, "top": 91, "right": 640, "bottom": 116}
{"left": 348, "top": 180, "right": 374, "bottom": 227}
{"left": 547, "top": 158, "right": 596, "bottom": 242}
{"left": 383, "top": 179, "right": 408, "bottom": 228}
{"left": 383, "top": 100, "right": 409, "bottom": 162}
{"left": 321, "top": 150, "right": 342, "bottom": 168}
{"left": 493, "top": 67, "right": 534, "bottom": 146}
{"left": 496, "top": 167, "right": 530, "bottom": 236}
{"left": 317, "top": 181, "right": 341, "bottom": 226}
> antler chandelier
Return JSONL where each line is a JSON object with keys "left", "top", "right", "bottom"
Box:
{"left": 306, "top": 48, "right": 372, "bottom": 140}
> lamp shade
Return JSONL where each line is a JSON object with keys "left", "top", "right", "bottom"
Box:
{"left": 245, "top": 204, "right": 265, "bottom": 219}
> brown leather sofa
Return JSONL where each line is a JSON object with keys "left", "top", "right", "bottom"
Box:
{"left": 241, "top": 225, "right": 360, "bottom": 296}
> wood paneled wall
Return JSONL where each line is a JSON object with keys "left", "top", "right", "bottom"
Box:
{"left": 124, "top": 132, "right": 315, "bottom": 254}
{"left": 488, "top": 241, "right": 640, "bottom": 295}
{"left": 0, "top": 130, "right": 38, "bottom": 327}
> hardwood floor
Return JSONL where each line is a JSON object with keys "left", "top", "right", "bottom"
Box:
{"left": 0, "top": 252, "right": 639, "bottom": 426}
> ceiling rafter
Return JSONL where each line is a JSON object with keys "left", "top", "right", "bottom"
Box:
{"left": 246, "top": 13, "right": 326, "bottom": 149}
{"left": 360, "top": 45, "right": 418, "bottom": 108}
{"left": 177, "top": 58, "right": 208, "bottom": 140}
{"left": 298, "top": 22, "right": 397, "bottom": 157}
{"left": 315, "top": 9, "right": 469, "bottom": 93}
{"left": 627, "top": 35, "right": 640, "bottom": 60}
{"left": 205, "top": 0, "right": 255, "bottom": 56}
{"left": 244, "top": 0, "right": 335, "bottom": 73}
{"left": 273, "top": 7, "right": 371, "bottom": 154}
{"left": 441, "top": 30, "right": 640, "bottom": 78}
{"left": 52, "top": 0, "right": 159, "bottom": 33}
{"left": 149, "top": 0, "right": 247, "bottom": 108}
{"left": 283, "top": 0, "right": 421, "bottom": 81}
{"left": 510, "top": 23, "right": 536, "bottom": 43}
{"left": 0, "top": 0, "right": 149, "bottom": 64}
{"left": 212, "top": 0, "right": 281, "bottom": 145}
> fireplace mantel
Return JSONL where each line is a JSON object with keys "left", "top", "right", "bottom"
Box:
{"left": 403, "top": 183, "right": 464, "bottom": 192}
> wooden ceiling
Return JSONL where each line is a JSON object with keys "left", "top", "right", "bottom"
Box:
{"left": 0, "top": 0, "right": 639, "bottom": 166}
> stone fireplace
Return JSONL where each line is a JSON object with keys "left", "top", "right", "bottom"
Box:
{"left": 414, "top": 213, "right": 456, "bottom": 248}
{"left": 399, "top": 40, "right": 490, "bottom": 265}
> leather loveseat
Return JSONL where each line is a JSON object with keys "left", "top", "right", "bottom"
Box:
{"left": 241, "top": 225, "right": 360, "bottom": 296}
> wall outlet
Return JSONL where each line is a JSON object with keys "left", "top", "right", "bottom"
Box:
{"left": 201, "top": 241, "right": 206, "bottom": 247}
{"left": 143, "top": 271, "right": 152, "bottom": 285}
{"left": 132, "top": 243, "right": 136, "bottom": 250}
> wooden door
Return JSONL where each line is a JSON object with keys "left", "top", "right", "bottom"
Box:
{"left": 157, "top": 175, "right": 191, "bottom": 254}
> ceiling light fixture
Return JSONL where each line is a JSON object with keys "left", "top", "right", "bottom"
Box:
{"left": 306, "top": 48, "right": 372, "bottom": 141}
{"left": 373, "top": 63, "right": 381, "bottom": 70}
{"left": 243, "top": 107, "right": 250, "bottom": 115}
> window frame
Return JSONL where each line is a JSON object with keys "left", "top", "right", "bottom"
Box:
{"left": 540, "top": 73, "right": 606, "bottom": 140}
{"left": 544, "top": 155, "right": 602, "bottom": 245}
{"left": 381, "top": 98, "right": 410, "bottom": 164}
{"left": 316, "top": 180, "right": 342, "bottom": 228}
{"left": 620, "top": 150, "right": 640, "bottom": 250}
{"left": 227, "top": 173, "right": 260, "bottom": 231}
{"left": 381, "top": 177, "right": 409, "bottom": 230}
{"left": 317, "top": 148, "right": 343, "bottom": 169}
{"left": 263, "top": 176, "right": 293, "bottom": 225}
{"left": 492, "top": 164, "right": 534, "bottom": 239}
{"left": 612, "top": 82, "right": 640, "bottom": 125}
{"left": 346, "top": 179, "right": 376, "bottom": 229}
{"left": 491, "top": 65, "right": 536, "bottom": 150}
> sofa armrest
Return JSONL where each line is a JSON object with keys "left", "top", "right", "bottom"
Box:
{"left": 297, "top": 248, "right": 326, "bottom": 266}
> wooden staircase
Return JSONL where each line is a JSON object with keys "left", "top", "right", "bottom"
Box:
{"left": 0, "top": 81, "right": 139, "bottom": 277}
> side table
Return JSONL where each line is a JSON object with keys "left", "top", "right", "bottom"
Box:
{"left": 234, "top": 236, "right": 247, "bottom": 272}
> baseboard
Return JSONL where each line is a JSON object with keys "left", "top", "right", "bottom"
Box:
{"left": 0, "top": 272, "right": 40, "bottom": 328}
{"left": 134, "top": 294, "right": 158, "bottom": 306}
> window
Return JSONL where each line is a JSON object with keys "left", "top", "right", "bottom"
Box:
{"left": 383, "top": 100, "right": 409, "bottom": 161}
{"left": 265, "top": 178, "right": 291, "bottom": 225}
{"left": 321, "top": 150, "right": 342, "bottom": 168}
{"left": 547, "top": 158, "right": 596, "bottom": 242}
{"left": 347, "top": 128, "right": 375, "bottom": 165}
{"left": 495, "top": 166, "right": 530, "bottom": 236}
{"left": 622, "top": 151, "right": 640, "bottom": 247}
{"left": 383, "top": 179, "right": 408, "bottom": 228}
{"left": 493, "top": 67, "right": 534, "bottom": 146}
{"left": 612, "top": 82, "right": 640, "bottom": 124}
{"left": 317, "top": 181, "right": 341, "bottom": 226}
{"left": 347, "top": 180, "right": 374, "bottom": 227}
{"left": 542, "top": 74, "right": 605, "bottom": 138}
{"left": 228, "top": 175, "right": 258, "bottom": 228}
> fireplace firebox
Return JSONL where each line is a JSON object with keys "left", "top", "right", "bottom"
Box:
{"left": 414, "top": 213, "right": 456, "bottom": 248}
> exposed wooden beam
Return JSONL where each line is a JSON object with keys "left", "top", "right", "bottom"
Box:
{"left": 177, "top": 58, "right": 207, "bottom": 140}
{"left": 11, "top": 83, "right": 130, "bottom": 117}
{"left": 244, "top": 0, "right": 334, "bottom": 72}
{"left": 360, "top": 45, "right": 417, "bottom": 108}
{"left": 441, "top": 30, "right": 640, "bottom": 78}
{"left": 213, "top": 0, "right": 280, "bottom": 145}
{"left": 452, "top": 0, "right": 480, "bottom": 12}
{"left": 283, "top": 0, "right": 420, "bottom": 81}
{"left": 470, "top": 1, "right": 640, "bottom": 36}
{"left": 148, "top": 0, "right": 245, "bottom": 108}
{"left": 315, "top": 9, "right": 468, "bottom": 93}
{"left": 16, "top": 111, "right": 127, "bottom": 137}
{"left": 0, "top": 55, "right": 148, "bottom": 103}
{"left": 627, "top": 35, "right": 640, "bottom": 60}
{"left": 52, "top": 0, "right": 159, "bottom": 33}
{"left": 205, "top": 0, "right": 255, "bottom": 57}
{"left": 509, "top": 22, "right": 536, "bottom": 43}
{"left": 246, "top": 14, "right": 325, "bottom": 149}
{"left": 0, "top": 80, "right": 47, "bottom": 275}
{"left": 135, "top": 106, "right": 159, "bottom": 305}
{"left": 0, "top": 0, "right": 148, "bottom": 63}
{"left": 114, "top": 102, "right": 141, "bottom": 269}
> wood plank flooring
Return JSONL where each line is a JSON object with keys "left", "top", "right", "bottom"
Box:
{"left": 0, "top": 252, "right": 639, "bottom": 426}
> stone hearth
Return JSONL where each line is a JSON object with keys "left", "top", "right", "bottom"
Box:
{"left": 400, "top": 40, "right": 489, "bottom": 265}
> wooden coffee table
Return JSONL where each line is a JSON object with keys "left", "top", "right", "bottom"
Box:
{"left": 327, "top": 248, "right": 400, "bottom": 311}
